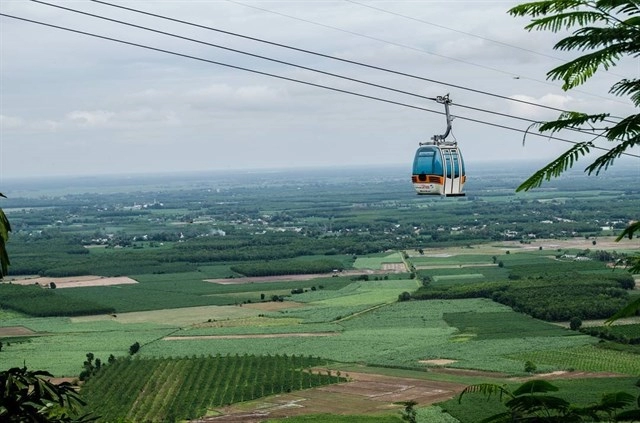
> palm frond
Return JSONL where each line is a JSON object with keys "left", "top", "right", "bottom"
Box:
{"left": 516, "top": 142, "right": 592, "bottom": 192}
{"left": 506, "top": 395, "right": 570, "bottom": 413}
{"left": 458, "top": 383, "right": 511, "bottom": 403}
{"left": 512, "top": 379, "right": 561, "bottom": 395}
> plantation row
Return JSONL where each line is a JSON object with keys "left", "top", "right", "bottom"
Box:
{"left": 0, "top": 284, "right": 114, "bottom": 317}
{"left": 581, "top": 323, "right": 640, "bottom": 344}
{"left": 230, "top": 258, "right": 345, "bottom": 277}
{"left": 81, "top": 354, "right": 345, "bottom": 422}
{"left": 413, "top": 272, "right": 634, "bottom": 321}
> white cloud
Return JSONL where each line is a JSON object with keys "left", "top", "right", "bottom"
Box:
{"left": 0, "top": 0, "right": 633, "bottom": 177}
{"left": 0, "top": 115, "right": 24, "bottom": 130}
{"left": 66, "top": 110, "right": 115, "bottom": 127}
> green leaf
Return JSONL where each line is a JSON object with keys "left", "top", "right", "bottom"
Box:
{"left": 458, "top": 383, "right": 511, "bottom": 403}
{"left": 516, "top": 142, "right": 592, "bottom": 191}
{"left": 512, "top": 379, "right": 560, "bottom": 395}
{"left": 605, "top": 297, "right": 640, "bottom": 323}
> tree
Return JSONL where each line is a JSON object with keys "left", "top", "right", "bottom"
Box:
{"left": 0, "top": 366, "right": 94, "bottom": 422}
{"left": 509, "top": 0, "right": 640, "bottom": 320}
{"left": 0, "top": 193, "right": 10, "bottom": 279}
{"left": 570, "top": 316, "right": 583, "bottom": 331}
{"left": 524, "top": 360, "right": 537, "bottom": 373}
{"left": 129, "top": 341, "right": 140, "bottom": 355}
{"left": 398, "top": 291, "right": 412, "bottom": 302}
{"left": 398, "top": 400, "right": 417, "bottom": 423}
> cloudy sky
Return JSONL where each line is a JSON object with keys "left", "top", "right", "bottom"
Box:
{"left": 1, "top": 0, "right": 638, "bottom": 179}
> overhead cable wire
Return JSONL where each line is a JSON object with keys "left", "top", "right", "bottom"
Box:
{"left": 86, "top": 0, "right": 629, "bottom": 118}
{"left": 31, "top": 0, "right": 549, "bottom": 128}
{"left": 224, "top": 0, "right": 632, "bottom": 108}
{"left": 345, "top": 0, "right": 630, "bottom": 80}
{"left": 3, "top": 12, "right": 637, "bottom": 160}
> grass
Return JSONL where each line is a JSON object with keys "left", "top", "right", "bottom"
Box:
{"left": 353, "top": 252, "right": 404, "bottom": 270}
{"left": 443, "top": 311, "right": 571, "bottom": 340}
{"left": 507, "top": 344, "right": 640, "bottom": 374}
{"left": 0, "top": 292, "right": 601, "bottom": 377}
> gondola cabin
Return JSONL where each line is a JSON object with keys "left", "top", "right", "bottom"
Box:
{"left": 411, "top": 94, "right": 466, "bottom": 196}
{"left": 411, "top": 143, "right": 466, "bottom": 196}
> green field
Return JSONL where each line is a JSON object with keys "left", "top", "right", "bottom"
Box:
{"left": 1, "top": 166, "right": 639, "bottom": 422}
{"left": 353, "top": 252, "right": 404, "bottom": 270}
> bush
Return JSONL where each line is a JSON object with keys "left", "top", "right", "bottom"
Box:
{"left": 398, "top": 292, "right": 411, "bottom": 302}
{"left": 524, "top": 361, "right": 537, "bottom": 373}
{"left": 570, "top": 316, "right": 583, "bottom": 331}
{"left": 129, "top": 342, "right": 140, "bottom": 355}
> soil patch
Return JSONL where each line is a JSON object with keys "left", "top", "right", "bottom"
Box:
{"left": 199, "top": 371, "right": 466, "bottom": 422}
{"left": 239, "top": 302, "right": 305, "bottom": 312}
{"left": 419, "top": 359, "right": 457, "bottom": 366}
{"left": 164, "top": 332, "right": 339, "bottom": 341}
{"left": 510, "top": 370, "right": 626, "bottom": 382}
{"left": 205, "top": 270, "right": 383, "bottom": 285}
{"left": 6, "top": 275, "right": 138, "bottom": 289}
{"left": 0, "top": 326, "right": 37, "bottom": 337}
{"left": 381, "top": 263, "right": 406, "bottom": 272}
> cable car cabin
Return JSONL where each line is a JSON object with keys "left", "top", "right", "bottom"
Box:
{"left": 411, "top": 143, "right": 466, "bottom": 196}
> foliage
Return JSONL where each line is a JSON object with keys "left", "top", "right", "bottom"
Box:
{"left": 580, "top": 323, "right": 640, "bottom": 344}
{"left": 0, "top": 192, "right": 10, "bottom": 279}
{"left": 230, "top": 258, "right": 345, "bottom": 277}
{"left": 128, "top": 342, "right": 140, "bottom": 356}
{"left": 399, "top": 400, "right": 417, "bottom": 423}
{"left": 509, "top": 1, "right": 640, "bottom": 188}
{"left": 0, "top": 366, "right": 93, "bottom": 422}
{"left": 524, "top": 360, "right": 537, "bottom": 373}
{"left": 0, "top": 284, "right": 115, "bottom": 317}
{"left": 569, "top": 316, "right": 582, "bottom": 331}
{"left": 267, "top": 415, "right": 403, "bottom": 423}
{"left": 81, "top": 354, "right": 344, "bottom": 422}
{"left": 508, "top": 344, "right": 640, "bottom": 374}
{"left": 459, "top": 378, "right": 640, "bottom": 422}
{"left": 414, "top": 272, "right": 631, "bottom": 321}
{"left": 508, "top": 0, "right": 640, "bottom": 319}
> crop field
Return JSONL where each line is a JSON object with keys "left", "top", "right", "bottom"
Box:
{"left": 507, "top": 344, "right": 640, "bottom": 374}
{"left": 410, "top": 254, "right": 495, "bottom": 266}
{"left": 443, "top": 311, "right": 571, "bottom": 340}
{"left": 353, "top": 252, "right": 404, "bottom": 270}
{"left": 131, "top": 299, "right": 597, "bottom": 375}
{"left": 432, "top": 274, "right": 485, "bottom": 282}
{"left": 82, "top": 354, "right": 343, "bottom": 422}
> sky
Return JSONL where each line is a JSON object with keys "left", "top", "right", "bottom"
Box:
{"left": 1, "top": 0, "right": 638, "bottom": 179}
